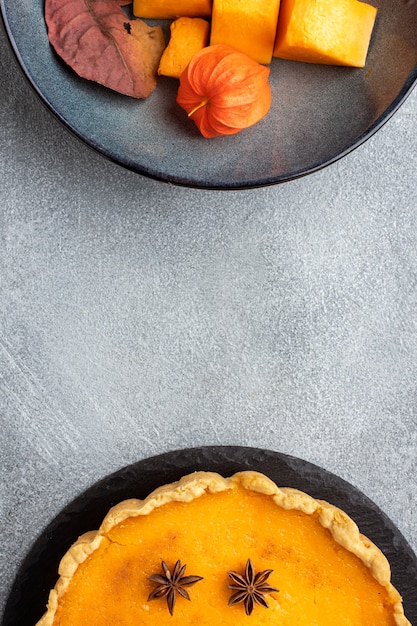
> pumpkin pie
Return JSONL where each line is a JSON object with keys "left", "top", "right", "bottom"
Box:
{"left": 36, "top": 470, "right": 411, "bottom": 626}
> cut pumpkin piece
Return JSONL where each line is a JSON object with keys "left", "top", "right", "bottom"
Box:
{"left": 210, "top": 0, "right": 281, "bottom": 65}
{"left": 158, "top": 18, "right": 210, "bottom": 79}
{"left": 133, "top": 0, "right": 211, "bottom": 19}
{"left": 273, "top": 0, "right": 377, "bottom": 68}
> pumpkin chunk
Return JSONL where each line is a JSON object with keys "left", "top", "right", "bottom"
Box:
{"left": 273, "top": 0, "right": 377, "bottom": 67}
{"left": 158, "top": 17, "right": 210, "bottom": 79}
{"left": 210, "top": 0, "right": 281, "bottom": 65}
{"left": 133, "top": 0, "right": 211, "bottom": 19}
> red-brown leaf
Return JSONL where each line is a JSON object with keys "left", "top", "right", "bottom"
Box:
{"left": 45, "top": 0, "right": 165, "bottom": 98}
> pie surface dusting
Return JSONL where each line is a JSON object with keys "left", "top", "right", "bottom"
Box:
{"left": 36, "top": 470, "right": 411, "bottom": 625}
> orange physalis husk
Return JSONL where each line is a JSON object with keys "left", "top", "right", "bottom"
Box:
{"left": 176, "top": 44, "right": 272, "bottom": 138}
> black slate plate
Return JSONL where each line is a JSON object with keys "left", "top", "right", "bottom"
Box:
{"left": 2, "top": 446, "right": 416, "bottom": 625}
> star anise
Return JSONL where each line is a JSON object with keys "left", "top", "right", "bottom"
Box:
{"left": 148, "top": 560, "right": 203, "bottom": 615}
{"left": 228, "top": 559, "right": 278, "bottom": 616}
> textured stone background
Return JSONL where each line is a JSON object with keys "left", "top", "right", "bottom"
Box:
{"left": 1, "top": 19, "right": 417, "bottom": 621}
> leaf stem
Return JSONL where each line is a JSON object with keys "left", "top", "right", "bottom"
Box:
{"left": 188, "top": 97, "right": 209, "bottom": 117}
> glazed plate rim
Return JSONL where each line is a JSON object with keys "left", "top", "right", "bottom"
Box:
{"left": 1, "top": 0, "right": 417, "bottom": 189}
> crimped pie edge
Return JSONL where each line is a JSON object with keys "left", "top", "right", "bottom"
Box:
{"left": 36, "top": 470, "right": 411, "bottom": 626}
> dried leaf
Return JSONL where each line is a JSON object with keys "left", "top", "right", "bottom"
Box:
{"left": 45, "top": 0, "right": 165, "bottom": 98}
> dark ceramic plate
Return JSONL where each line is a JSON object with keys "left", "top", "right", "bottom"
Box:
{"left": 1, "top": 2, "right": 417, "bottom": 188}
{"left": 2, "top": 446, "right": 417, "bottom": 625}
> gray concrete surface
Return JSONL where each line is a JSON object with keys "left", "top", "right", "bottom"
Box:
{"left": 1, "top": 21, "right": 417, "bottom": 621}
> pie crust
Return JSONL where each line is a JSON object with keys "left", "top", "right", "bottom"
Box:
{"left": 36, "top": 470, "right": 411, "bottom": 625}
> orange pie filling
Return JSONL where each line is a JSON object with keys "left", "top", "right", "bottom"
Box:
{"left": 37, "top": 471, "right": 410, "bottom": 626}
